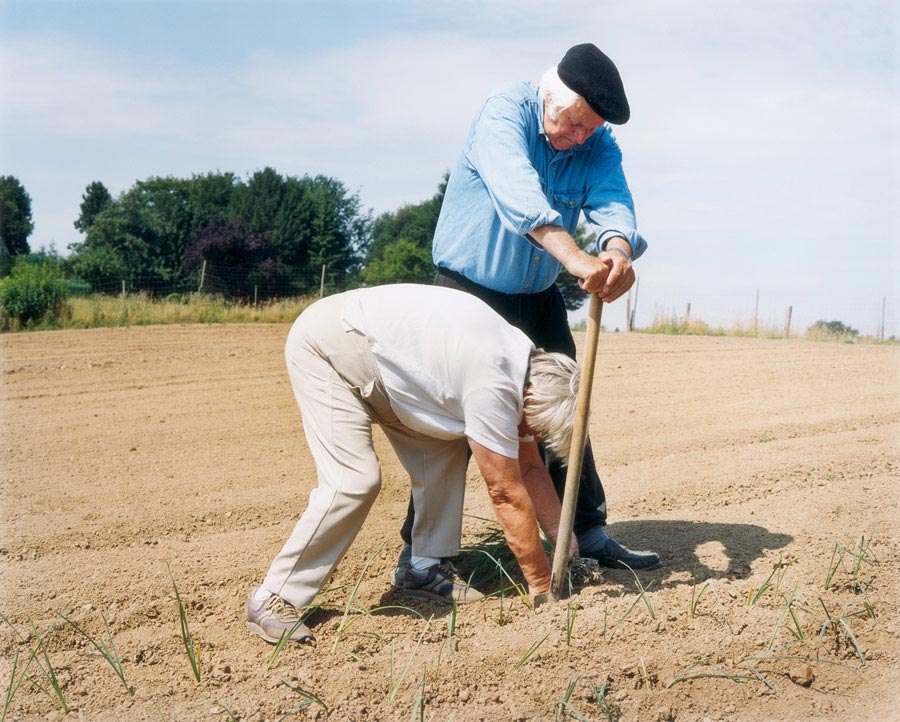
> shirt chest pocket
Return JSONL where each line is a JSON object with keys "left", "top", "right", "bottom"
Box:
{"left": 549, "top": 190, "right": 586, "bottom": 231}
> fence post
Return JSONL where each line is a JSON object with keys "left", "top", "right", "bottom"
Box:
{"left": 254, "top": 284, "right": 258, "bottom": 307}
{"left": 319, "top": 264, "right": 326, "bottom": 298}
{"left": 785, "top": 305, "right": 792, "bottom": 338}
{"left": 625, "top": 289, "right": 632, "bottom": 333}
{"left": 121, "top": 279, "right": 126, "bottom": 298}
{"left": 881, "top": 296, "right": 886, "bottom": 342}
{"left": 754, "top": 288, "right": 760, "bottom": 336}
{"left": 685, "top": 302, "right": 691, "bottom": 323}
{"left": 198, "top": 260, "right": 206, "bottom": 293}
{"left": 629, "top": 276, "right": 640, "bottom": 331}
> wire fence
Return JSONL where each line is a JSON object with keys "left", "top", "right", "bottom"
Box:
{"left": 68, "top": 263, "right": 335, "bottom": 302}
{"left": 568, "top": 282, "right": 900, "bottom": 340}
{"left": 63, "top": 268, "right": 899, "bottom": 341}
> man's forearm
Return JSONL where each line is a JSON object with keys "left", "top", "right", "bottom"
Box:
{"left": 518, "top": 443, "right": 564, "bottom": 537}
{"left": 520, "top": 466, "right": 563, "bottom": 537}
{"left": 528, "top": 224, "right": 635, "bottom": 301}
{"left": 469, "top": 439, "right": 552, "bottom": 595}
{"left": 489, "top": 489, "right": 552, "bottom": 594}
{"left": 527, "top": 224, "right": 593, "bottom": 277}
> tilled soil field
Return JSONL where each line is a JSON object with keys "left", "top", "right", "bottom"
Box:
{"left": 1, "top": 323, "right": 898, "bottom": 721}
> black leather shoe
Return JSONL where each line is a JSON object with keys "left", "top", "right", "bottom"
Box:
{"left": 583, "top": 537, "right": 662, "bottom": 571}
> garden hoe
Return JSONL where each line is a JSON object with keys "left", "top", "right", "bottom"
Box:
{"left": 549, "top": 292, "right": 603, "bottom": 600}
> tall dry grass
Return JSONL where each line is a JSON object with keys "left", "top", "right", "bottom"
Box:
{"left": 635, "top": 311, "right": 894, "bottom": 344}
{"left": 804, "top": 324, "right": 861, "bottom": 344}
{"left": 4, "top": 294, "right": 894, "bottom": 346}
{"left": 62, "top": 293, "right": 316, "bottom": 329}
{"left": 642, "top": 312, "right": 791, "bottom": 338}
{"left": 643, "top": 313, "right": 724, "bottom": 337}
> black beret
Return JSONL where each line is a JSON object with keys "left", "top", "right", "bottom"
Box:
{"left": 557, "top": 43, "right": 630, "bottom": 124}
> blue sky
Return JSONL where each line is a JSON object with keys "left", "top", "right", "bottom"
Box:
{"left": 2, "top": 0, "right": 898, "bottom": 335}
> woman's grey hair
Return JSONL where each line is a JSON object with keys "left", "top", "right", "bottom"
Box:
{"left": 523, "top": 349, "right": 580, "bottom": 463}
{"left": 539, "top": 67, "right": 581, "bottom": 122}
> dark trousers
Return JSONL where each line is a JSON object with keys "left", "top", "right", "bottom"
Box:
{"left": 400, "top": 268, "right": 608, "bottom": 546}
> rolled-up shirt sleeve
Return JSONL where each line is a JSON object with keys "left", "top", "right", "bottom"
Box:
{"left": 465, "top": 94, "right": 563, "bottom": 237}
{"left": 583, "top": 142, "right": 648, "bottom": 261}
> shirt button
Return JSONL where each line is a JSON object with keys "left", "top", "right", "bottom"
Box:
{"left": 533, "top": 256, "right": 540, "bottom": 262}
{"left": 569, "top": 200, "right": 575, "bottom": 206}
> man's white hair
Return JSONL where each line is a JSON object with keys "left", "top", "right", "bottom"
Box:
{"left": 539, "top": 67, "right": 582, "bottom": 122}
{"left": 524, "top": 349, "right": 580, "bottom": 463}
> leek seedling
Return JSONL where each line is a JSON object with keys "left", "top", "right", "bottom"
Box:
{"left": 168, "top": 565, "right": 201, "bottom": 682}
{"left": 59, "top": 611, "right": 130, "bottom": 693}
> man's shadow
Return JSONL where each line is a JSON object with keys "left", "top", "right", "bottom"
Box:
{"left": 363, "top": 520, "right": 792, "bottom": 619}
{"left": 606, "top": 519, "right": 793, "bottom": 587}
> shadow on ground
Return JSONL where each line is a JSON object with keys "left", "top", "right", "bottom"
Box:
{"left": 361, "top": 520, "right": 792, "bottom": 619}
{"left": 605, "top": 519, "right": 793, "bottom": 587}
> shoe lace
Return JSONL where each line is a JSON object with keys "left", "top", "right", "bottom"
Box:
{"left": 439, "top": 558, "right": 463, "bottom": 575}
{"left": 434, "top": 562, "right": 478, "bottom": 589}
{"left": 407, "top": 562, "right": 457, "bottom": 586}
{"left": 265, "top": 594, "right": 300, "bottom": 621}
{"left": 433, "top": 563, "right": 458, "bottom": 580}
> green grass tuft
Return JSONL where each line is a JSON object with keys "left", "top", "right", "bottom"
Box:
{"left": 167, "top": 564, "right": 201, "bottom": 682}
{"left": 58, "top": 610, "right": 130, "bottom": 693}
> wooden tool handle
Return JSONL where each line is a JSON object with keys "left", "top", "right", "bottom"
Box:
{"left": 549, "top": 293, "right": 603, "bottom": 599}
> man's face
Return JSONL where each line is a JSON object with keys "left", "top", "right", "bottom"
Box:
{"left": 543, "top": 98, "right": 605, "bottom": 151}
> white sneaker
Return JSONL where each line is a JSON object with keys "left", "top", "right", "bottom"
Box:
{"left": 245, "top": 588, "right": 315, "bottom": 645}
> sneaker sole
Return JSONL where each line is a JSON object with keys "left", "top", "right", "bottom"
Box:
{"left": 245, "top": 621, "right": 315, "bottom": 645}
{"left": 402, "top": 588, "right": 455, "bottom": 604}
{"left": 402, "top": 588, "right": 483, "bottom": 605}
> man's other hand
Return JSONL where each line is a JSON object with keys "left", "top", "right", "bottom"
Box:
{"left": 593, "top": 248, "right": 635, "bottom": 302}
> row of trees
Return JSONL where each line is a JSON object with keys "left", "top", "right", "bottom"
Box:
{"left": 1, "top": 170, "right": 591, "bottom": 308}
{"left": 69, "top": 169, "right": 370, "bottom": 297}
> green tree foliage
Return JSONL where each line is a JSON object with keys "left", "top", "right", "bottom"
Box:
{"left": 362, "top": 238, "right": 434, "bottom": 286}
{"left": 230, "top": 167, "right": 285, "bottom": 237}
{"left": 806, "top": 319, "right": 860, "bottom": 341}
{"left": 68, "top": 176, "right": 194, "bottom": 287}
{"left": 74, "top": 181, "right": 113, "bottom": 234}
{"left": 556, "top": 223, "right": 595, "bottom": 311}
{"left": 363, "top": 174, "right": 447, "bottom": 285}
{"left": 304, "top": 175, "right": 371, "bottom": 291}
{"left": 225, "top": 169, "right": 370, "bottom": 290}
{"left": 66, "top": 168, "right": 368, "bottom": 296}
{"left": 0, "top": 256, "right": 70, "bottom": 328}
{"left": 192, "top": 168, "right": 370, "bottom": 295}
{"left": 812, "top": 320, "right": 858, "bottom": 336}
{"left": 187, "top": 172, "right": 238, "bottom": 230}
{"left": 0, "top": 175, "right": 35, "bottom": 256}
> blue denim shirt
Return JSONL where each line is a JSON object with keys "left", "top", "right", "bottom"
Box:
{"left": 432, "top": 81, "right": 647, "bottom": 295}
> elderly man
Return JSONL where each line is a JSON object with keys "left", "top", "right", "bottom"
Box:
{"left": 395, "top": 43, "right": 661, "bottom": 579}
{"left": 246, "top": 284, "right": 580, "bottom": 644}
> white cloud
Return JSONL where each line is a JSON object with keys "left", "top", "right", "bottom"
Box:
{"left": 2, "top": 34, "right": 186, "bottom": 138}
{"left": 222, "top": 34, "right": 543, "bottom": 152}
